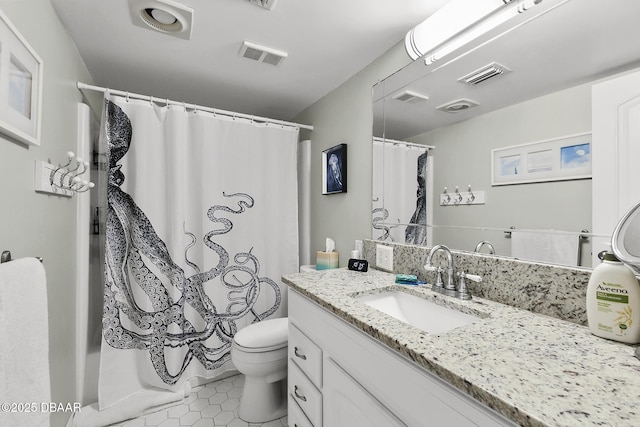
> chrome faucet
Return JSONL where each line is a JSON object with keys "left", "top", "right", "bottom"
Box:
{"left": 424, "top": 244, "right": 456, "bottom": 296}
{"left": 425, "top": 244, "right": 483, "bottom": 300}
{"left": 474, "top": 240, "right": 495, "bottom": 255}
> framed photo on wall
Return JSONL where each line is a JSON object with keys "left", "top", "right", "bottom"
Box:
{"left": 491, "top": 132, "right": 591, "bottom": 186}
{"left": 0, "top": 9, "right": 43, "bottom": 146}
{"left": 322, "top": 143, "right": 347, "bottom": 194}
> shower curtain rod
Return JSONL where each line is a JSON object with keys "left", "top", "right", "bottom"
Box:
{"left": 76, "top": 82, "right": 314, "bottom": 131}
{"left": 373, "top": 136, "right": 434, "bottom": 150}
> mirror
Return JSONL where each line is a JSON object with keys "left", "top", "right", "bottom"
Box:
{"left": 372, "top": 0, "right": 640, "bottom": 268}
{"left": 613, "top": 201, "right": 640, "bottom": 274}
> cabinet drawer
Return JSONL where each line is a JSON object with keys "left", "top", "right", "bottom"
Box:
{"left": 289, "top": 323, "right": 322, "bottom": 387}
{"left": 288, "top": 361, "right": 322, "bottom": 427}
{"left": 288, "top": 395, "right": 315, "bottom": 427}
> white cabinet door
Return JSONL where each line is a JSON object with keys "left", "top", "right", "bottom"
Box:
{"left": 592, "top": 68, "right": 640, "bottom": 265}
{"left": 323, "top": 358, "right": 405, "bottom": 427}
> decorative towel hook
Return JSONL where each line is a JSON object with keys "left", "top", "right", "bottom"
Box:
{"left": 443, "top": 187, "right": 451, "bottom": 204}
{"left": 49, "top": 151, "right": 94, "bottom": 194}
{"left": 454, "top": 186, "right": 463, "bottom": 204}
{"left": 466, "top": 184, "right": 475, "bottom": 203}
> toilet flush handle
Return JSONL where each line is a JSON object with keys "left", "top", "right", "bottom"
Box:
{"left": 294, "top": 346, "right": 307, "bottom": 360}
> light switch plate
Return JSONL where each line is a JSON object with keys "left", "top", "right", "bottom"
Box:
{"left": 376, "top": 244, "right": 393, "bottom": 271}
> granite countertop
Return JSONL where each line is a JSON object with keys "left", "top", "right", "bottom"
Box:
{"left": 283, "top": 268, "right": 640, "bottom": 427}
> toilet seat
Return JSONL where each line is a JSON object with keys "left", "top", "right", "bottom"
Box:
{"left": 233, "top": 317, "right": 288, "bottom": 353}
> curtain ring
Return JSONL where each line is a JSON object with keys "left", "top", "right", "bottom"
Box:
{"left": 125, "top": 92, "right": 130, "bottom": 103}
{"left": 165, "top": 98, "right": 170, "bottom": 109}
{"left": 182, "top": 102, "right": 187, "bottom": 113}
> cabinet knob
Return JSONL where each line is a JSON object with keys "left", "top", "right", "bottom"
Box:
{"left": 294, "top": 385, "right": 307, "bottom": 402}
{"left": 294, "top": 346, "right": 307, "bottom": 360}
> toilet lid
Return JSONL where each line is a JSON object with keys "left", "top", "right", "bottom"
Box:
{"left": 234, "top": 317, "right": 288, "bottom": 349}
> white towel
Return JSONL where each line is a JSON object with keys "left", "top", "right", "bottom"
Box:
{"left": 65, "top": 383, "right": 191, "bottom": 427}
{"left": 511, "top": 231, "right": 579, "bottom": 266}
{"left": 0, "top": 257, "right": 50, "bottom": 427}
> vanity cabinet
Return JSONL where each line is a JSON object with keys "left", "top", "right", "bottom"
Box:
{"left": 288, "top": 289, "right": 517, "bottom": 427}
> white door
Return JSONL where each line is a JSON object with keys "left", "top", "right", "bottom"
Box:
{"left": 592, "top": 67, "right": 640, "bottom": 266}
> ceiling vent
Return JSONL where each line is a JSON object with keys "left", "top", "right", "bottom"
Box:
{"left": 129, "top": 0, "right": 194, "bottom": 40}
{"left": 435, "top": 98, "right": 480, "bottom": 114}
{"left": 458, "top": 62, "right": 512, "bottom": 85}
{"left": 239, "top": 41, "right": 288, "bottom": 66}
{"left": 392, "top": 90, "right": 430, "bottom": 104}
{"left": 249, "top": 0, "right": 279, "bottom": 11}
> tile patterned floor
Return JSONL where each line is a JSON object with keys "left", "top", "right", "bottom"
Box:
{"left": 111, "top": 375, "right": 287, "bottom": 427}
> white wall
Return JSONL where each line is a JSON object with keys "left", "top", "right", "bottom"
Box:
{"left": 0, "top": 1, "right": 93, "bottom": 425}
{"left": 294, "top": 42, "right": 410, "bottom": 267}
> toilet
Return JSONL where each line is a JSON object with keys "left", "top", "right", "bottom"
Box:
{"left": 231, "top": 317, "right": 289, "bottom": 423}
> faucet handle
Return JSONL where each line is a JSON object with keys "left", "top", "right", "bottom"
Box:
{"left": 456, "top": 271, "right": 482, "bottom": 300}
{"left": 424, "top": 265, "right": 444, "bottom": 288}
{"left": 461, "top": 272, "right": 482, "bottom": 283}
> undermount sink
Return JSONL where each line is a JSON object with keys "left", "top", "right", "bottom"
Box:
{"left": 357, "top": 290, "right": 483, "bottom": 334}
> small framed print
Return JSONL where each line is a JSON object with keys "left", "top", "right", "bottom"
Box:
{"left": 0, "top": 9, "right": 43, "bottom": 146}
{"left": 322, "top": 143, "right": 347, "bottom": 194}
{"left": 491, "top": 132, "right": 591, "bottom": 186}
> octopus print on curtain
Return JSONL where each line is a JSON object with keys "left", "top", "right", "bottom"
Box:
{"left": 372, "top": 140, "right": 429, "bottom": 245}
{"left": 99, "top": 94, "right": 299, "bottom": 410}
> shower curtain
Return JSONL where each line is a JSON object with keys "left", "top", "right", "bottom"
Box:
{"left": 372, "top": 140, "right": 428, "bottom": 245}
{"left": 98, "top": 94, "right": 299, "bottom": 410}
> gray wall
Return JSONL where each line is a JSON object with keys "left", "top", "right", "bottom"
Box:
{"left": 412, "top": 83, "right": 592, "bottom": 258}
{"left": 0, "top": 1, "right": 93, "bottom": 425}
{"left": 294, "top": 42, "right": 410, "bottom": 267}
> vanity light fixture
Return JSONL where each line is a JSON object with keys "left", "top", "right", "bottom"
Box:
{"left": 129, "top": 0, "right": 194, "bottom": 40}
{"left": 405, "top": 0, "right": 547, "bottom": 65}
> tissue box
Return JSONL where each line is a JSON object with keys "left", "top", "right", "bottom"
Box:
{"left": 316, "top": 251, "right": 339, "bottom": 270}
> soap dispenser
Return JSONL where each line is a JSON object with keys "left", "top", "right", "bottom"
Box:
{"left": 586, "top": 251, "right": 640, "bottom": 343}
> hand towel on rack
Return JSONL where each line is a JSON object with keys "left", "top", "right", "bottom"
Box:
{"left": 511, "top": 231, "right": 579, "bottom": 266}
{"left": 0, "top": 257, "right": 50, "bottom": 427}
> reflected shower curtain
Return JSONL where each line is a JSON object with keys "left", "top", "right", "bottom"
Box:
{"left": 98, "top": 94, "right": 299, "bottom": 410}
{"left": 372, "top": 140, "right": 428, "bottom": 245}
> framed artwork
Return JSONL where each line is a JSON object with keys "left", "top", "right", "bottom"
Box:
{"left": 322, "top": 143, "right": 347, "bottom": 194}
{"left": 0, "top": 9, "right": 43, "bottom": 146}
{"left": 491, "top": 132, "right": 591, "bottom": 186}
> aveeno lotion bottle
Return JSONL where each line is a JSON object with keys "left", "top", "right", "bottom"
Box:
{"left": 587, "top": 252, "right": 640, "bottom": 343}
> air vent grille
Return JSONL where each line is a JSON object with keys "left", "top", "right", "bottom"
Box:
{"left": 129, "top": 0, "right": 193, "bottom": 40}
{"left": 239, "top": 41, "right": 287, "bottom": 66}
{"left": 392, "top": 90, "right": 429, "bottom": 104}
{"left": 435, "top": 98, "right": 480, "bottom": 114}
{"left": 458, "top": 62, "right": 511, "bottom": 86}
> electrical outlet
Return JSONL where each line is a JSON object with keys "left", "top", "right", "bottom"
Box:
{"left": 376, "top": 244, "right": 393, "bottom": 271}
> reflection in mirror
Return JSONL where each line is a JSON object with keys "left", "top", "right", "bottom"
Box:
{"left": 372, "top": 0, "right": 640, "bottom": 269}
{"left": 613, "top": 201, "right": 640, "bottom": 274}
{"left": 371, "top": 137, "right": 432, "bottom": 246}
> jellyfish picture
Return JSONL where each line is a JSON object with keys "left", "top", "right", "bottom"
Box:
{"left": 322, "top": 144, "right": 347, "bottom": 194}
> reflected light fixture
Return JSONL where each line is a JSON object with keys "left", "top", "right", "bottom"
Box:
{"left": 405, "top": 0, "right": 547, "bottom": 64}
